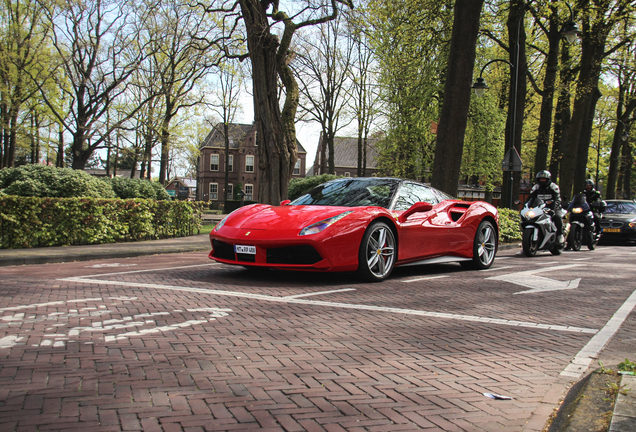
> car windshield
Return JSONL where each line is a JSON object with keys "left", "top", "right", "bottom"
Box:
{"left": 605, "top": 202, "right": 636, "bottom": 214}
{"left": 290, "top": 178, "right": 399, "bottom": 208}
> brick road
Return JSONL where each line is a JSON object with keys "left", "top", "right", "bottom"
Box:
{"left": 1, "top": 245, "right": 636, "bottom": 431}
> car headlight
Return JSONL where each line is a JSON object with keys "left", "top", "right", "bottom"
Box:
{"left": 630, "top": 218, "right": 636, "bottom": 228}
{"left": 299, "top": 211, "right": 353, "bottom": 236}
{"left": 214, "top": 215, "right": 230, "bottom": 231}
{"left": 572, "top": 207, "right": 583, "bottom": 214}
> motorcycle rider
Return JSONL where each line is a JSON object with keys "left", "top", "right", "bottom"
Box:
{"left": 528, "top": 170, "right": 564, "bottom": 243}
{"left": 582, "top": 179, "right": 604, "bottom": 234}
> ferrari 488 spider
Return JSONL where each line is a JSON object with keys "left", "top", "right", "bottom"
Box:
{"left": 209, "top": 177, "right": 499, "bottom": 281}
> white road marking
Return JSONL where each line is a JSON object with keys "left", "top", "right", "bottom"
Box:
{"left": 480, "top": 266, "right": 514, "bottom": 273}
{"left": 0, "top": 298, "right": 102, "bottom": 312}
{"left": 487, "top": 264, "right": 583, "bottom": 294}
{"left": 58, "top": 275, "right": 598, "bottom": 334}
{"left": 84, "top": 263, "right": 219, "bottom": 278}
{"left": 561, "top": 288, "right": 636, "bottom": 379}
{"left": 282, "top": 288, "right": 356, "bottom": 299}
{"left": 402, "top": 275, "right": 449, "bottom": 283}
{"left": 86, "top": 263, "right": 138, "bottom": 268}
{"left": 0, "top": 296, "right": 232, "bottom": 349}
{"left": 572, "top": 257, "right": 593, "bottom": 261}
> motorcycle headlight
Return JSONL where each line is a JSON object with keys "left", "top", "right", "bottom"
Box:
{"left": 525, "top": 210, "right": 536, "bottom": 219}
{"left": 300, "top": 211, "right": 352, "bottom": 236}
{"left": 572, "top": 207, "right": 583, "bottom": 214}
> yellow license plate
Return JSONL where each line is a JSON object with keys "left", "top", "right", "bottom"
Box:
{"left": 603, "top": 228, "right": 621, "bottom": 233}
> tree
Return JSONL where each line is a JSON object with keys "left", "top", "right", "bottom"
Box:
{"left": 206, "top": 60, "right": 244, "bottom": 201}
{"left": 369, "top": 0, "right": 451, "bottom": 180}
{"left": 0, "top": 0, "right": 50, "bottom": 168}
{"left": 296, "top": 14, "right": 354, "bottom": 175}
{"left": 142, "top": 0, "right": 223, "bottom": 185}
{"left": 35, "top": 0, "right": 152, "bottom": 170}
{"left": 431, "top": 0, "right": 485, "bottom": 196}
{"left": 202, "top": 0, "right": 353, "bottom": 204}
{"left": 559, "top": 0, "right": 634, "bottom": 201}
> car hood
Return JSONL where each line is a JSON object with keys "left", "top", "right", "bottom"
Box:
{"left": 231, "top": 204, "right": 359, "bottom": 230}
{"left": 602, "top": 213, "right": 636, "bottom": 221}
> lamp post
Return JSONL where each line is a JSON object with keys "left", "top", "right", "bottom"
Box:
{"left": 472, "top": 2, "right": 579, "bottom": 209}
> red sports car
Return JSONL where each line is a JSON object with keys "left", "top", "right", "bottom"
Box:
{"left": 209, "top": 177, "right": 499, "bottom": 281}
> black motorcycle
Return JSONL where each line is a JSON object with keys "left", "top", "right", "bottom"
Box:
{"left": 567, "top": 193, "right": 601, "bottom": 251}
{"left": 520, "top": 197, "right": 567, "bottom": 257}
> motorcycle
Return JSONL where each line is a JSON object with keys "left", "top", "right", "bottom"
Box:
{"left": 567, "top": 193, "right": 600, "bottom": 251}
{"left": 519, "top": 196, "right": 568, "bottom": 257}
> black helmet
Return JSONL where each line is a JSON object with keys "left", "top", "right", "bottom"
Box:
{"left": 585, "top": 179, "right": 595, "bottom": 187}
{"left": 536, "top": 170, "right": 551, "bottom": 187}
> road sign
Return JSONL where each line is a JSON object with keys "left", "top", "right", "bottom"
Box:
{"left": 502, "top": 147, "right": 523, "bottom": 172}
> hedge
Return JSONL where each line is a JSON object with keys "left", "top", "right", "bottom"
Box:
{"left": 0, "top": 196, "right": 203, "bottom": 249}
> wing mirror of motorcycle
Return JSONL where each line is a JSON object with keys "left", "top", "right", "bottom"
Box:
{"left": 399, "top": 201, "right": 433, "bottom": 223}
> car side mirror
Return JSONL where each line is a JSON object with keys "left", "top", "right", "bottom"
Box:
{"left": 398, "top": 201, "right": 433, "bottom": 223}
{"left": 280, "top": 199, "right": 291, "bottom": 206}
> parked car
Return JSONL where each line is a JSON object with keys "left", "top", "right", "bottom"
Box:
{"left": 208, "top": 177, "right": 499, "bottom": 281}
{"left": 600, "top": 200, "right": 636, "bottom": 243}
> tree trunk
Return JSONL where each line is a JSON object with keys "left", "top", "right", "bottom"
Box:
{"left": 534, "top": 5, "right": 561, "bottom": 173}
{"left": 240, "top": 0, "right": 298, "bottom": 204}
{"left": 501, "top": 0, "right": 528, "bottom": 209}
{"left": 549, "top": 42, "right": 574, "bottom": 182}
{"left": 559, "top": 9, "right": 612, "bottom": 202}
{"left": 430, "top": 0, "right": 484, "bottom": 196}
{"left": 159, "top": 117, "right": 171, "bottom": 185}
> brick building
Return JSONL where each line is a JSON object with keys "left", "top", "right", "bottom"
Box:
{"left": 311, "top": 134, "right": 381, "bottom": 177}
{"left": 197, "top": 123, "right": 307, "bottom": 204}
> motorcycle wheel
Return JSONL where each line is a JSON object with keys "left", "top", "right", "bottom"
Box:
{"left": 587, "top": 232, "right": 597, "bottom": 250}
{"left": 569, "top": 225, "right": 582, "bottom": 251}
{"left": 522, "top": 229, "right": 539, "bottom": 257}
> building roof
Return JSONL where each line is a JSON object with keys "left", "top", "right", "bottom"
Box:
{"left": 200, "top": 122, "right": 307, "bottom": 153}
{"left": 318, "top": 136, "right": 380, "bottom": 169}
{"left": 200, "top": 123, "right": 254, "bottom": 150}
{"left": 170, "top": 177, "right": 197, "bottom": 189}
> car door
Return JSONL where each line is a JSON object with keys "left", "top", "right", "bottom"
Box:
{"left": 394, "top": 183, "right": 446, "bottom": 261}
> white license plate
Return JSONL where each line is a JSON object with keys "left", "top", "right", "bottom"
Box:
{"left": 235, "top": 245, "right": 256, "bottom": 254}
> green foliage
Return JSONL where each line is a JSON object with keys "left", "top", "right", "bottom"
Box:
{"left": 368, "top": 0, "right": 452, "bottom": 179}
{"left": 498, "top": 207, "right": 522, "bottom": 243}
{"left": 618, "top": 358, "right": 636, "bottom": 373}
{"left": 288, "top": 174, "right": 341, "bottom": 200}
{"left": 107, "top": 177, "right": 170, "bottom": 200}
{"left": 0, "top": 165, "right": 115, "bottom": 198}
{"left": 0, "top": 196, "right": 203, "bottom": 248}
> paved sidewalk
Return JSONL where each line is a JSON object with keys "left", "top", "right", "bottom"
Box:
{"left": 1, "top": 237, "right": 635, "bottom": 430}
{"left": 0, "top": 233, "right": 212, "bottom": 266}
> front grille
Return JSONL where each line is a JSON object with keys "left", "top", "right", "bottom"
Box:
{"left": 236, "top": 253, "right": 256, "bottom": 262}
{"left": 601, "top": 221, "right": 624, "bottom": 228}
{"left": 267, "top": 245, "right": 322, "bottom": 265}
{"left": 212, "top": 239, "right": 235, "bottom": 260}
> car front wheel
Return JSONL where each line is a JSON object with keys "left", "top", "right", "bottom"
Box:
{"left": 357, "top": 221, "right": 396, "bottom": 282}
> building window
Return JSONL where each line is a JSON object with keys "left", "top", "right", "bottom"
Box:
{"left": 228, "top": 155, "right": 233, "bottom": 172}
{"left": 244, "top": 184, "right": 253, "bottom": 201}
{"left": 293, "top": 159, "right": 300, "bottom": 175}
{"left": 344, "top": 172, "right": 350, "bottom": 177}
{"left": 210, "top": 154, "right": 219, "bottom": 171}
{"left": 210, "top": 183, "right": 218, "bottom": 200}
{"left": 227, "top": 183, "right": 233, "bottom": 200}
{"left": 245, "top": 155, "right": 254, "bottom": 173}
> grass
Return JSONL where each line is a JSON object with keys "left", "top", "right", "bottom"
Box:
{"left": 198, "top": 223, "right": 217, "bottom": 235}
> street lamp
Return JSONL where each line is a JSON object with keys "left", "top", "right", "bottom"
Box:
{"left": 472, "top": 2, "right": 579, "bottom": 208}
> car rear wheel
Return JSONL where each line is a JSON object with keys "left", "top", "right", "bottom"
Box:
{"left": 461, "top": 220, "right": 497, "bottom": 270}
{"left": 357, "top": 221, "right": 396, "bottom": 282}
